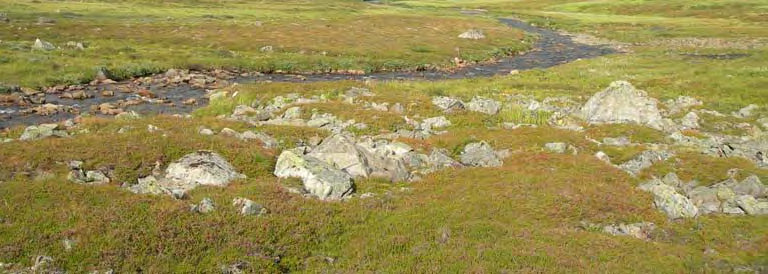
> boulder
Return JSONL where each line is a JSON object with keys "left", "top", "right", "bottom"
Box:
{"left": 466, "top": 96, "right": 501, "bottom": 115}
{"left": 730, "top": 175, "right": 766, "bottom": 198}
{"left": 307, "top": 134, "right": 371, "bottom": 178}
{"left": 644, "top": 182, "right": 699, "bottom": 219}
{"left": 602, "top": 222, "right": 655, "bottom": 240}
{"left": 164, "top": 151, "right": 246, "bottom": 189}
{"left": 233, "top": 198, "right": 268, "bottom": 216}
{"left": 459, "top": 141, "right": 503, "bottom": 167}
{"left": 19, "top": 124, "right": 68, "bottom": 141}
{"left": 32, "top": 38, "right": 56, "bottom": 51}
{"left": 274, "top": 150, "right": 354, "bottom": 200}
{"left": 680, "top": 112, "right": 700, "bottom": 130}
{"left": 458, "top": 29, "right": 485, "bottom": 40}
{"left": 421, "top": 116, "right": 452, "bottom": 130}
{"left": 735, "top": 195, "right": 768, "bottom": 215}
{"left": 580, "top": 81, "right": 666, "bottom": 130}
{"left": 190, "top": 198, "right": 216, "bottom": 214}
{"left": 429, "top": 149, "right": 463, "bottom": 169}
{"left": 432, "top": 96, "right": 464, "bottom": 112}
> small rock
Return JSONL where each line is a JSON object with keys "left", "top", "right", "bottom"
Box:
{"left": 595, "top": 151, "right": 611, "bottom": 164}
{"left": 232, "top": 198, "right": 268, "bottom": 216}
{"left": 190, "top": 198, "right": 216, "bottom": 214}
{"left": 32, "top": 38, "right": 56, "bottom": 51}
{"left": 466, "top": 96, "right": 501, "bottom": 115}
{"left": 733, "top": 104, "right": 759, "bottom": 118}
{"left": 618, "top": 150, "right": 674, "bottom": 176}
{"left": 734, "top": 195, "right": 768, "bottom": 215}
{"left": 544, "top": 142, "right": 568, "bottom": 154}
{"left": 147, "top": 124, "right": 161, "bottom": 132}
{"left": 421, "top": 116, "right": 452, "bottom": 130}
{"left": 432, "top": 96, "right": 464, "bottom": 113}
{"left": 680, "top": 112, "right": 700, "bottom": 130}
{"left": 602, "top": 222, "right": 655, "bottom": 240}
{"left": 273, "top": 150, "right": 355, "bottom": 200}
{"left": 603, "top": 136, "right": 631, "bottom": 146}
{"left": 241, "top": 130, "right": 279, "bottom": 148}
{"left": 199, "top": 128, "right": 215, "bottom": 136}
{"left": 19, "top": 124, "right": 68, "bottom": 141}
{"left": 458, "top": 29, "right": 485, "bottom": 39}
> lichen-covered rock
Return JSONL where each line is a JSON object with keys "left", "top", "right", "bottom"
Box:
{"left": 466, "top": 96, "right": 501, "bottom": 115}
{"left": 307, "top": 134, "right": 371, "bottom": 178}
{"left": 19, "top": 124, "right": 68, "bottom": 141}
{"left": 734, "top": 195, "right": 768, "bottom": 215}
{"left": 642, "top": 182, "right": 698, "bottom": 219}
{"left": 165, "top": 150, "right": 246, "bottom": 188}
{"left": 459, "top": 141, "right": 503, "bottom": 167}
{"left": 602, "top": 222, "right": 655, "bottom": 240}
{"left": 274, "top": 150, "right": 354, "bottom": 200}
{"left": 580, "top": 81, "right": 665, "bottom": 130}
{"left": 233, "top": 198, "right": 268, "bottom": 216}
{"left": 432, "top": 96, "right": 464, "bottom": 113}
{"left": 190, "top": 198, "right": 216, "bottom": 214}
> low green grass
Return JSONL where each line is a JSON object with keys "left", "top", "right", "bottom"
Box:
{"left": 0, "top": 0, "right": 528, "bottom": 87}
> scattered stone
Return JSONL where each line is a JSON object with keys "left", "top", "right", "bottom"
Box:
{"left": 220, "top": 128, "right": 240, "bottom": 138}
{"left": 580, "top": 81, "right": 666, "bottom": 130}
{"left": 466, "top": 96, "right": 501, "bottom": 115}
{"left": 241, "top": 130, "right": 279, "bottom": 148}
{"left": 544, "top": 142, "right": 569, "bottom": 154}
{"left": 432, "top": 96, "right": 465, "bottom": 113}
{"left": 618, "top": 150, "right": 674, "bottom": 176}
{"left": 233, "top": 197, "right": 268, "bottom": 216}
{"left": 282, "top": 106, "right": 302, "bottom": 120}
{"left": 602, "top": 222, "right": 655, "bottom": 240}
{"left": 183, "top": 98, "right": 197, "bottom": 105}
{"left": 147, "top": 124, "right": 161, "bottom": 132}
{"left": 19, "top": 124, "right": 68, "bottom": 141}
{"left": 274, "top": 150, "right": 355, "bottom": 200}
{"left": 67, "top": 162, "right": 110, "bottom": 185}
{"left": 190, "top": 198, "right": 216, "bottom": 214}
{"left": 602, "top": 136, "right": 631, "bottom": 146}
{"left": 680, "top": 112, "right": 700, "bottom": 130}
{"left": 115, "top": 111, "right": 141, "bottom": 120}
{"left": 664, "top": 96, "right": 702, "bottom": 115}
{"left": 420, "top": 116, "right": 452, "bottom": 130}
{"left": 595, "top": 151, "right": 611, "bottom": 164}
{"left": 199, "top": 128, "right": 215, "bottom": 136}
{"left": 100, "top": 90, "right": 115, "bottom": 97}
{"left": 459, "top": 141, "right": 503, "bottom": 167}
{"left": 36, "top": 17, "right": 56, "bottom": 24}
{"left": 458, "top": 29, "right": 485, "bottom": 40}
{"left": 733, "top": 104, "right": 759, "bottom": 118}
{"left": 32, "top": 38, "right": 56, "bottom": 51}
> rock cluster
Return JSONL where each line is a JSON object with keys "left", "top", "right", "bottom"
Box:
{"left": 639, "top": 172, "right": 767, "bottom": 218}
{"left": 67, "top": 161, "right": 111, "bottom": 185}
{"left": 19, "top": 124, "right": 69, "bottom": 141}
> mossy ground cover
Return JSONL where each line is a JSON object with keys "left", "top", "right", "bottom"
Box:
{"left": 0, "top": 0, "right": 527, "bottom": 87}
{"left": 1, "top": 0, "right": 767, "bottom": 272}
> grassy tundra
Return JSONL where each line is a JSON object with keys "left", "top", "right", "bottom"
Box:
{"left": 1, "top": 0, "right": 767, "bottom": 272}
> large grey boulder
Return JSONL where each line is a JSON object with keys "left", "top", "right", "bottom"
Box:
{"left": 19, "top": 124, "right": 68, "bottom": 141}
{"left": 642, "top": 182, "right": 698, "bottom": 219}
{"left": 307, "top": 134, "right": 371, "bottom": 178}
{"left": 274, "top": 150, "right": 354, "bottom": 200}
{"left": 581, "top": 81, "right": 666, "bottom": 130}
{"left": 466, "top": 96, "right": 501, "bottom": 115}
{"left": 459, "top": 141, "right": 503, "bottom": 167}
{"left": 730, "top": 175, "right": 766, "bottom": 198}
{"left": 165, "top": 150, "right": 246, "bottom": 188}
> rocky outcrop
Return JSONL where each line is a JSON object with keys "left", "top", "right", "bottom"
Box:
{"left": 274, "top": 150, "right": 355, "bottom": 200}
{"left": 580, "top": 81, "right": 667, "bottom": 130}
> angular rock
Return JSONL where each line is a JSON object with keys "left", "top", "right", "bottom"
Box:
{"left": 432, "top": 96, "right": 464, "bottom": 113}
{"left": 580, "top": 81, "right": 665, "bottom": 130}
{"left": 429, "top": 149, "right": 462, "bottom": 169}
{"left": 643, "top": 182, "right": 698, "bottom": 219}
{"left": 32, "top": 38, "right": 56, "bottom": 51}
{"left": 274, "top": 150, "right": 354, "bottom": 200}
{"left": 199, "top": 128, "right": 215, "bottom": 136}
{"left": 19, "top": 124, "right": 68, "bottom": 141}
{"left": 466, "top": 96, "right": 501, "bottom": 115}
{"left": 164, "top": 150, "right": 246, "bottom": 188}
{"left": 594, "top": 151, "right": 612, "bottom": 164}
{"left": 421, "top": 116, "right": 452, "bottom": 130}
{"left": 233, "top": 197, "right": 268, "bottom": 216}
{"left": 602, "top": 222, "right": 655, "bottom": 240}
{"left": 735, "top": 195, "right": 768, "bottom": 215}
{"left": 241, "top": 130, "right": 279, "bottom": 149}
{"left": 459, "top": 141, "right": 502, "bottom": 167}
{"left": 731, "top": 175, "right": 766, "bottom": 198}
{"left": 680, "top": 112, "right": 700, "bottom": 130}
{"left": 190, "top": 198, "right": 216, "bottom": 214}
{"left": 307, "top": 134, "right": 371, "bottom": 178}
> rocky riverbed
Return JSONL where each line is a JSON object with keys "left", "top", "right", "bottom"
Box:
{"left": 0, "top": 18, "right": 615, "bottom": 129}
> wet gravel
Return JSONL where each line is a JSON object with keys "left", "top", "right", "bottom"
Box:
{"left": 0, "top": 18, "right": 616, "bottom": 129}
